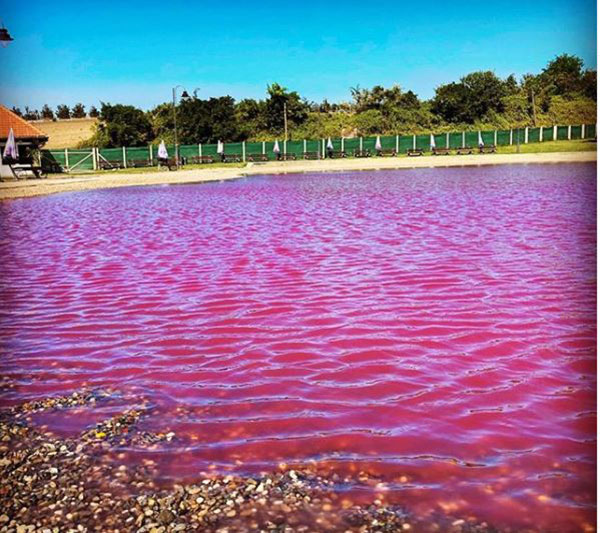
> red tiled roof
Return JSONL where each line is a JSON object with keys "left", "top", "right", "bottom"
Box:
{"left": 0, "top": 105, "right": 48, "bottom": 141}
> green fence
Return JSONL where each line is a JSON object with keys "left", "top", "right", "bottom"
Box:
{"left": 41, "top": 123, "right": 596, "bottom": 173}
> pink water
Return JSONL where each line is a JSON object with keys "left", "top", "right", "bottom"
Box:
{"left": 0, "top": 164, "right": 596, "bottom": 530}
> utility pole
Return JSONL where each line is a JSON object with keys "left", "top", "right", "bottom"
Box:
{"left": 283, "top": 102, "right": 288, "bottom": 141}
{"left": 172, "top": 86, "right": 190, "bottom": 168}
{"left": 172, "top": 87, "right": 178, "bottom": 167}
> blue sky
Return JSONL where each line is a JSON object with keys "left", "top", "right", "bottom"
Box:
{"left": 0, "top": 0, "right": 596, "bottom": 111}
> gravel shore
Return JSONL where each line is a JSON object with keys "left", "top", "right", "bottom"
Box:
{"left": 0, "top": 388, "right": 500, "bottom": 533}
{"left": 0, "top": 151, "right": 595, "bottom": 201}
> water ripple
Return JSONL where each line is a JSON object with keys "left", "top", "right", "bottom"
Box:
{"left": 0, "top": 163, "right": 596, "bottom": 531}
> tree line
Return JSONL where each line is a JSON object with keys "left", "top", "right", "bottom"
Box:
{"left": 11, "top": 103, "right": 99, "bottom": 120}
{"left": 13, "top": 54, "right": 597, "bottom": 148}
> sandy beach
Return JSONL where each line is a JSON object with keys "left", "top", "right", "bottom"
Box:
{"left": 0, "top": 150, "right": 596, "bottom": 200}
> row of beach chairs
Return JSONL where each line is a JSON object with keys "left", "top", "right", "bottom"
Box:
{"left": 96, "top": 145, "right": 498, "bottom": 171}
{"left": 2, "top": 144, "right": 499, "bottom": 180}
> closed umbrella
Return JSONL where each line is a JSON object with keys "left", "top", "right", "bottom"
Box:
{"left": 478, "top": 131, "right": 484, "bottom": 147}
{"left": 157, "top": 140, "right": 168, "bottom": 159}
{"left": 430, "top": 134, "right": 436, "bottom": 149}
{"left": 375, "top": 136, "right": 382, "bottom": 152}
{"left": 273, "top": 140, "right": 280, "bottom": 154}
{"left": 217, "top": 140, "right": 224, "bottom": 154}
{"left": 327, "top": 137, "right": 334, "bottom": 150}
{"left": 3, "top": 128, "right": 18, "bottom": 162}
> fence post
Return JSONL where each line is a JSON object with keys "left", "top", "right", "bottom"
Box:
{"left": 446, "top": 132, "right": 450, "bottom": 149}
{"left": 64, "top": 148, "right": 69, "bottom": 170}
{"left": 242, "top": 141, "right": 246, "bottom": 162}
{"left": 283, "top": 140, "right": 286, "bottom": 156}
{"left": 149, "top": 144, "right": 153, "bottom": 165}
{"left": 582, "top": 124, "right": 585, "bottom": 138}
{"left": 359, "top": 137, "right": 363, "bottom": 151}
{"left": 122, "top": 147, "right": 127, "bottom": 168}
{"left": 553, "top": 125, "right": 557, "bottom": 141}
{"left": 303, "top": 139, "right": 307, "bottom": 154}
{"left": 341, "top": 137, "right": 344, "bottom": 153}
{"left": 567, "top": 125, "right": 571, "bottom": 140}
{"left": 461, "top": 131, "right": 465, "bottom": 148}
{"left": 262, "top": 141, "right": 266, "bottom": 155}
{"left": 412, "top": 135, "right": 416, "bottom": 150}
{"left": 322, "top": 139, "right": 325, "bottom": 158}
{"left": 509, "top": 129, "right": 513, "bottom": 145}
{"left": 525, "top": 127, "right": 529, "bottom": 144}
{"left": 539, "top": 127, "right": 543, "bottom": 142}
{"left": 494, "top": 130, "right": 497, "bottom": 146}
{"left": 396, "top": 134, "right": 400, "bottom": 153}
{"left": 92, "top": 148, "right": 97, "bottom": 171}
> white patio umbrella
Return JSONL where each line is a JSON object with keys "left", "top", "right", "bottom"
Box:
{"left": 478, "top": 131, "right": 484, "bottom": 147}
{"left": 217, "top": 140, "right": 224, "bottom": 154}
{"left": 3, "top": 128, "right": 18, "bottom": 161}
{"left": 273, "top": 140, "right": 280, "bottom": 153}
{"left": 157, "top": 140, "right": 168, "bottom": 159}
{"left": 327, "top": 137, "right": 334, "bottom": 150}
{"left": 430, "top": 134, "right": 436, "bottom": 149}
{"left": 375, "top": 136, "right": 382, "bottom": 151}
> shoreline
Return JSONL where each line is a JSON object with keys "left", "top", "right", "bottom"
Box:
{"left": 0, "top": 388, "right": 497, "bottom": 533}
{"left": 0, "top": 151, "right": 596, "bottom": 201}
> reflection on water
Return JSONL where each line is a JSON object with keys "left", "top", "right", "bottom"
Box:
{"left": 0, "top": 163, "right": 596, "bottom": 530}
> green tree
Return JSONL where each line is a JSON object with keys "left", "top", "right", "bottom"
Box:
{"left": 540, "top": 54, "right": 584, "bottom": 96}
{"left": 23, "top": 107, "right": 39, "bottom": 120}
{"left": 353, "top": 109, "right": 384, "bottom": 135}
{"left": 264, "top": 83, "right": 309, "bottom": 135}
{"left": 178, "top": 96, "right": 242, "bottom": 143}
{"left": 235, "top": 98, "right": 267, "bottom": 139}
{"left": 580, "top": 69, "right": 597, "bottom": 100}
{"left": 431, "top": 71, "right": 509, "bottom": 123}
{"left": 11, "top": 107, "right": 22, "bottom": 117}
{"left": 56, "top": 105, "right": 71, "bottom": 119}
{"left": 148, "top": 103, "right": 175, "bottom": 143}
{"left": 41, "top": 104, "right": 54, "bottom": 119}
{"left": 91, "top": 103, "right": 153, "bottom": 147}
{"left": 89, "top": 106, "right": 100, "bottom": 118}
{"left": 71, "top": 103, "right": 86, "bottom": 118}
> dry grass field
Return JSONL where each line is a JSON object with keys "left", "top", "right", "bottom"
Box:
{"left": 33, "top": 118, "right": 97, "bottom": 149}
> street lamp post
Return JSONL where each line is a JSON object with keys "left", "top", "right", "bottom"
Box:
{"left": 0, "top": 21, "right": 13, "bottom": 47}
{"left": 172, "top": 85, "right": 190, "bottom": 168}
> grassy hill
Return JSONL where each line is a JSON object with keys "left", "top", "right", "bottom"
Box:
{"left": 33, "top": 118, "right": 97, "bottom": 149}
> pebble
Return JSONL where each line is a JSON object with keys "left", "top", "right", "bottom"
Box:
{"left": 0, "top": 387, "right": 498, "bottom": 533}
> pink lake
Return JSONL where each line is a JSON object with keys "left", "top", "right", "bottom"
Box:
{"left": 0, "top": 163, "right": 596, "bottom": 531}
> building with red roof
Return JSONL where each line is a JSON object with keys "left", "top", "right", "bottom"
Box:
{"left": 0, "top": 105, "right": 49, "bottom": 178}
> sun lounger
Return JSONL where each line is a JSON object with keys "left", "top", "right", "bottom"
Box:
{"left": 188, "top": 155, "right": 215, "bottom": 164}
{"left": 247, "top": 153, "right": 269, "bottom": 162}
{"left": 432, "top": 147, "right": 451, "bottom": 155}
{"left": 280, "top": 153, "right": 297, "bottom": 161}
{"left": 303, "top": 152, "right": 320, "bottom": 160}
{"left": 158, "top": 157, "right": 177, "bottom": 170}
{"left": 456, "top": 147, "right": 474, "bottom": 155}
{"left": 9, "top": 163, "right": 47, "bottom": 179}
{"left": 479, "top": 145, "right": 497, "bottom": 154}
{"left": 328, "top": 150, "right": 346, "bottom": 159}
{"left": 127, "top": 159, "right": 153, "bottom": 168}
{"left": 222, "top": 154, "right": 242, "bottom": 163}
{"left": 354, "top": 149, "right": 371, "bottom": 158}
{"left": 99, "top": 159, "right": 123, "bottom": 170}
{"left": 376, "top": 149, "right": 397, "bottom": 157}
{"left": 407, "top": 148, "right": 424, "bottom": 157}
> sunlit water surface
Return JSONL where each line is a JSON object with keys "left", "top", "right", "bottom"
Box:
{"left": 0, "top": 163, "right": 596, "bottom": 531}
